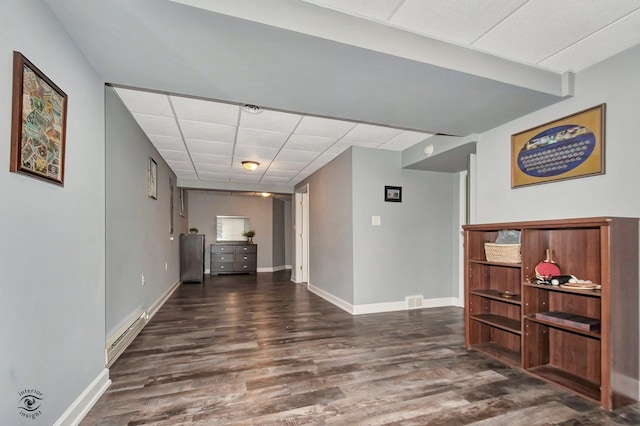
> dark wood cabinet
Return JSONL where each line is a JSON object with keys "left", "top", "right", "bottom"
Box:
{"left": 210, "top": 242, "right": 257, "bottom": 275}
{"left": 463, "top": 217, "right": 638, "bottom": 410}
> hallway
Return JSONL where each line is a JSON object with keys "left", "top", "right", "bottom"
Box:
{"left": 82, "top": 272, "right": 640, "bottom": 425}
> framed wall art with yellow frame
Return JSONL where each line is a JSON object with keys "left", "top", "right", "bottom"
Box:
{"left": 511, "top": 104, "right": 605, "bottom": 188}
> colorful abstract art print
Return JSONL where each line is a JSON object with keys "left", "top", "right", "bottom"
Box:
{"left": 10, "top": 52, "right": 68, "bottom": 186}
{"left": 511, "top": 104, "right": 605, "bottom": 188}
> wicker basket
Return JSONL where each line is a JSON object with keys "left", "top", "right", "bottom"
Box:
{"left": 484, "top": 243, "right": 521, "bottom": 264}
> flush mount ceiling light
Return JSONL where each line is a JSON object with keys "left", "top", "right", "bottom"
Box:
{"left": 242, "top": 104, "right": 261, "bottom": 114}
{"left": 242, "top": 161, "right": 260, "bottom": 171}
{"left": 261, "top": 192, "right": 271, "bottom": 197}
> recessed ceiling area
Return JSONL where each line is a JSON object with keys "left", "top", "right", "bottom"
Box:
{"left": 114, "top": 87, "right": 433, "bottom": 188}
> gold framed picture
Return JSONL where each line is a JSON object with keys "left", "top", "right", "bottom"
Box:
{"left": 10, "top": 51, "right": 68, "bottom": 186}
{"left": 511, "top": 104, "right": 605, "bottom": 188}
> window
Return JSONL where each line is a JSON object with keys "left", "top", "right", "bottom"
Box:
{"left": 216, "top": 216, "right": 249, "bottom": 241}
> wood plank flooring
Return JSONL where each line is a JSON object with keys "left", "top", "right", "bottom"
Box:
{"left": 82, "top": 271, "right": 640, "bottom": 425}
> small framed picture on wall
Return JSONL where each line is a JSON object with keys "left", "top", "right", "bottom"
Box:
{"left": 385, "top": 186, "right": 402, "bottom": 202}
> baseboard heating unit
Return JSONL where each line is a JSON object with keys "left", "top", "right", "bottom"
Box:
{"left": 105, "top": 311, "right": 146, "bottom": 367}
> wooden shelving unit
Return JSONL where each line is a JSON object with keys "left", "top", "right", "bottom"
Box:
{"left": 463, "top": 217, "right": 638, "bottom": 410}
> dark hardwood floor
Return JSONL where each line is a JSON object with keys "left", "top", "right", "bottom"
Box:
{"left": 82, "top": 271, "right": 640, "bottom": 425}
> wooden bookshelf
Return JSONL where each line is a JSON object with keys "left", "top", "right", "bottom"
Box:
{"left": 463, "top": 217, "right": 638, "bottom": 410}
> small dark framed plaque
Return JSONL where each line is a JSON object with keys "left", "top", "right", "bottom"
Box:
{"left": 384, "top": 186, "right": 402, "bottom": 202}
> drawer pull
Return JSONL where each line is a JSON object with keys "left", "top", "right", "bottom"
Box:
{"left": 220, "top": 265, "right": 224, "bottom": 269}
{"left": 220, "top": 257, "right": 224, "bottom": 260}
{"left": 243, "top": 265, "right": 247, "bottom": 269}
{"left": 243, "top": 256, "right": 247, "bottom": 260}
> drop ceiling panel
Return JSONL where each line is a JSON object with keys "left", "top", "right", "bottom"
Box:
{"left": 378, "top": 131, "right": 433, "bottom": 150}
{"left": 174, "top": 170, "right": 198, "bottom": 179}
{"left": 260, "top": 176, "right": 292, "bottom": 184}
{"left": 283, "top": 134, "right": 337, "bottom": 152}
{"left": 390, "top": 0, "right": 528, "bottom": 45}
{"left": 196, "top": 163, "right": 230, "bottom": 173}
{"left": 147, "top": 135, "right": 184, "bottom": 151}
{"left": 185, "top": 139, "right": 233, "bottom": 156}
{"left": 474, "top": 0, "right": 640, "bottom": 64}
{"left": 171, "top": 96, "right": 239, "bottom": 125}
{"left": 199, "top": 171, "right": 230, "bottom": 181}
{"left": 539, "top": 9, "right": 640, "bottom": 71}
{"left": 179, "top": 120, "right": 236, "bottom": 143}
{"left": 270, "top": 161, "right": 307, "bottom": 171}
{"left": 115, "top": 88, "right": 173, "bottom": 117}
{"left": 295, "top": 116, "right": 356, "bottom": 139}
{"left": 166, "top": 160, "right": 194, "bottom": 170}
{"left": 132, "top": 114, "right": 181, "bottom": 138}
{"left": 274, "top": 149, "right": 319, "bottom": 163}
{"left": 343, "top": 123, "right": 403, "bottom": 143}
{"left": 230, "top": 174, "right": 262, "bottom": 183}
{"left": 191, "top": 153, "right": 231, "bottom": 165}
{"left": 233, "top": 145, "right": 279, "bottom": 162}
{"left": 239, "top": 109, "right": 302, "bottom": 133}
{"left": 236, "top": 128, "right": 290, "bottom": 148}
{"left": 263, "top": 169, "right": 298, "bottom": 178}
{"left": 158, "top": 149, "right": 190, "bottom": 162}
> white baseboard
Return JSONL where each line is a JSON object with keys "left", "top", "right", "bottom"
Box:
{"left": 148, "top": 280, "right": 181, "bottom": 320}
{"left": 205, "top": 268, "right": 210, "bottom": 274}
{"left": 54, "top": 368, "right": 110, "bottom": 426}
{"left": 307, "top": 283, "right": 458, "bottom": 316}
{"left": 257, "top": 265, "right": 291, "bottom": 272}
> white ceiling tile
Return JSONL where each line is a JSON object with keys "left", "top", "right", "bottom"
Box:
{"left": 326, "top": 140, "right": 353, "bottom": 155}
{"left": 240, "top": 108, "right": 302, "bottom": 133}
{"left": 474, "top": 0, "right": 640, "bottom": 64}
{"left": 343, "top": 123, "right": 403, "bottom": 143}
{"left": 166, "top": 160, "right": 194, "bottom": 170}
{"left": 270, "top": 161, "right": 307, "bottom": 171}
{"left": 148, "top": 135, "right": 185, "bottom": 151}
{"left": 174, "top": 170, "right": 198, "bottom": 179}
{"left": 158, "top": 149, "right": 190, "bottom": 162}
{"left": 198, "top": 171, "right": 229, "bottom": 181}
{"left": 185, "top": 139, "right": 233, "bottom": 156}
{"left": 115, "top": 88, "right": 173, "bottom": 117}
{"left": 274, "top": 149, "right": 319, "bottom": 163}
{"left": 283, "top": 134, "right": 337, "bottom": 152}
{"left": 229, "top": 174, "right": 262, "bottom": 183}
{"left": 260, "top": 176, "right": 292, "bottom": 184}
{"left": 262, "top": 169, "right": 298, "bottom": 178}
{"left": 133, "top": 114, "right": 181, "bottom": 137}
{"left": 295, "top": 116, "right": 356, "bottom": 138}
{"left": 236, "top": 128, "right": 289, "bottom": 149}
{"left": 301, "top": 0, "right": 403, "bottom": 21}
{"left": 179, "top": 120, "right": 236, "bottom": 143}
{"left": 191, "top": 153, "right": 231, "bottom": 165}
{"left": 391, "top": 0, "right": 527, "bottom": 45}
{"left": 233, "top": 145, "right": 279, "bottom": 162}
{"left": 196, "top": 163, "right": 230, "bottom": 173}
{"left": 539, "top": 9, "right": 640, "bottom": 72}
{"left": 170, "top": 96, "right": 239, "bottom": 126}
{"left": 378, "top": 130, "right": 433, "bottom": 151}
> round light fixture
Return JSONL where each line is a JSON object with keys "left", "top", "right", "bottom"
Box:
{"left": 423, "top": 144, "right": 435, "bottom": 157}
{"left": 261, "top": 192, "right": 271, "bottom": 197}
{"left": 242, "top": 104, "right": 261, "bottom": 114}
{"left": 242, "top": 161, "right": 260, "bottom": 171}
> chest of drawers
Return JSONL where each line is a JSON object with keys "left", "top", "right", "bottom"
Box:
{"left": 210, "top": 242, "right": 257, "bottom": 275}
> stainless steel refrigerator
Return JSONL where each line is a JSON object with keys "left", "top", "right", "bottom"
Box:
{"left": 180, "top": 234, "right": 205, "bottom": 283}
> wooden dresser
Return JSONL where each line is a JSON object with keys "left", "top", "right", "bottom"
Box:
{"left": 210, "top": 242, "right": 257, "bottom": 275}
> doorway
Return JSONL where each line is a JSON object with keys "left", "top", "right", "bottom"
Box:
{"left": 294, "top": 184, "right": 309, "bottom": 284}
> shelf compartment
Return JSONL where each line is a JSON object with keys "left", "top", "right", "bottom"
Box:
{"left": 524, "top": 282, "right": 601, "bottom": 298}
{"left": 471, "top": 342, "right": 521, "bottom": 367}
{"left": 523, "top": 285, "right": 601, "bottom": 320}
{"left": 470, "top": 289, "right": 521, "bottom": 305}
{"left": 525, "top": 315, "right": 601, "bottom": 339}
{"left": 527, "top": 364, "right": 601, "bottom": 403}
{"left": 468, "top": 262, "right": 522, "bottom": 295}
{"left": 471, "top": 313, "right": 521, "bottom": 334}
{"left": 469, "top": 259, "right": 521, "bottom": 268}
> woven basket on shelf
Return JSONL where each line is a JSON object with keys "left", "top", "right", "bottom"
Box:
{"left": 484, "top": 243, "right": 521, "bottom": 264}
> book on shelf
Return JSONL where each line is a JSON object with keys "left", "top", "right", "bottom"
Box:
{"left": 534, "top": 311, "right": 600, "bottom": 331}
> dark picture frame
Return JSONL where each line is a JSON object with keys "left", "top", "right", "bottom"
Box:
{"left": 148, "top": 157, "right": 157, "bottom": 199}
{"left": 511, "top": 104, "right": 605, "bottom": 188}
{"left": 10, "top": 51, "right": 68, "bottom": 186}
{"left": 385, "top": 185, "right": 402, "bottom": 202}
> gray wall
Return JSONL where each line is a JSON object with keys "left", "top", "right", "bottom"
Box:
{"left": 476, "top": 45, "right": 640, "bottom": 223}
{"left": 272, "top": 198, "right": 286, "bottom": 268}
{"left": 105, "top": 87, "right": 186, "bottom": 337}
{"left": 284, "top": 198, "right": 293, "bottom": 267}
{"left": 351, "top": 147, "right": 457, "bottom": 304}
{"left": 297, "top": 149, "right": 354, "bottom": 303}
{"left": 0, "top": 0, "right": 105, "bottom": 423}
{"left": 188, "top": 192, "right": 274, "bottom": 270}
